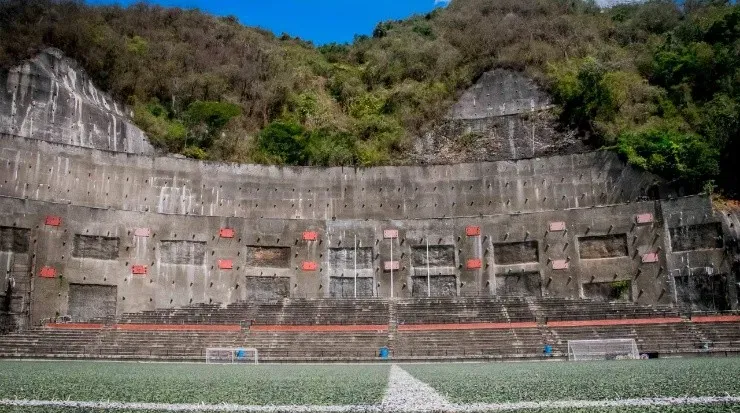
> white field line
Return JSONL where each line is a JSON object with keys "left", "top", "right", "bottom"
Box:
{"left": 381, "top": 364, "right": 454, "bottom": 411}
{"left": 0, "top": 400, "right": 376, "bottom": 412}
{"left": 2, "top": 396, "right": 740, "bottom": 412}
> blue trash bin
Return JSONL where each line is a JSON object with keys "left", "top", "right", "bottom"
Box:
{"left": 379, "top": 346, "right": 389, "bottom": 359}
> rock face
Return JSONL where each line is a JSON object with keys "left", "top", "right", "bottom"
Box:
{"left": 449, "top": 69, "right": 552, "bottom": 119}
{"left": 412, "top": 69, "right": 586, "bottom": 164}
{"left": 0, "top": 48, "right": 154, "bottom": 154}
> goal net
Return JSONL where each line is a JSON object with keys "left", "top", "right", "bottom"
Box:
{"left": 206, "top": 347, "right": 259, "bottom": 364}
{"left": 567, "top": 339, "right": 639, "bottom": 361}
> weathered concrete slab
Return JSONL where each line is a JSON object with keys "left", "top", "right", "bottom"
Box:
{"left": 0, "top": 48, "right": 153, "bottom": 154}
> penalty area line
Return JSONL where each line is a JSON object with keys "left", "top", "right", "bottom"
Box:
{"left": 0, "top": 400, "right": 378, "bottom": 412}
{"left": 1, "top": 396, "right": 740, "bottom": 412}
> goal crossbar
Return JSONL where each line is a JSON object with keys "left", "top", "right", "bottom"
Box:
{"left": 567, "top": 338, "right": 639, "bottom": 361}
{"left": 206, "top": 347, "right": 259, "bottom": 364}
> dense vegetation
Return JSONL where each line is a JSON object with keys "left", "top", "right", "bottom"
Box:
{"left": 0, "top": 0, "right": 738, "bottom": 194}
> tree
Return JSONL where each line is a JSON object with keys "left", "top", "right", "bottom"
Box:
{"left": 618, "top": 128, "right": 719, "bottom": 183}
{"left": 184, "top": 101, "right": 242, "bottom": 148}
{"left": 255, "top": 121, "right": 307, "bottom": 165}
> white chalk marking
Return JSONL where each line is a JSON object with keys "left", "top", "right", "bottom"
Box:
{"left": 381, "top": 364, "right": 454, "bottom": 411}
{"left": 0, "top": 400, "right": 376, "bottom": 412}
{"left": 2, "top": 396, "right": 740, "bottom": 412}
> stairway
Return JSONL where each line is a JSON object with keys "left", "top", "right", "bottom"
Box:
{"left": 387, "top": 299, "right": 397, "bottom": 355}
{"left": 685, "top": 320, "right": 711, "bottom": 348}
{"left": 525, "top": 296, "right": 546, "bottom": 324}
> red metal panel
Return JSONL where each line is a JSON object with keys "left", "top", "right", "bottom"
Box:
{"left": 466, "top": 259, "right": 483, "bottom": 269}
{"left": 218, "top": 259, "right": 233, "bottom": 270}
{"left": 465, "top": 226, "right": 481, "bottom": 236}
{"left": 302, "top": 231, "right": 318, "bottom": 241}
{"left": 131, "top": 265, "right": 148, "bottom": 275}
{"left": 39, "top": 267, "right": 57, "bottom": 278}
{"left": 219, "top": 228, "right": 235, "bottom": 238}
{"left": 636, "top": 213, "right": 654, "bottom": 224}
{"left": 134, "top": 228, "right": 151, "bottom": 237}
{"left": 44, "top": 216, "right": 62, "bottom": 227}
{"left": 383, "top": 229, "right": 399, "bottom": 239}
{"left": 301, "top": 261, "right": 318, "bottom": 271}
{"left": 384, "top": 261, "right": 400, "bottom": 271}
{"left": 549, "top": 222, "right": 566, "bottom": 232}
{"left": 641, "top": 253, "right": 659, "bottom": 263}
{"left": 552, "top": 260, "right": 569, "bottom": 270}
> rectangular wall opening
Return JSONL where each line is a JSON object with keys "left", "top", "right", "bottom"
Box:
{"left": 675, "top": 274, "right": 729, "bottom": 311}
{"left": 68, "top": 284, "right": 117, "bottom": 321}
{"left": 329, "top": 277, "right": 374, "bottom": 298}
{"left": 582, "top": 281, "right": 631, "bottom": 302}
{"left": 160, "top": 241, "right": 206, "bottom": 265}
{"left": 245, "top": 276, "right": 290, "bottom": 301}
{"left": 411, "top": 275, "right": 456, "bottom": 297}
{"left": 411, "top": 245, "right": 455, "bottom": 267}
{"left": 670, "top": 223, "right": 723, "bottom": 252}
{"left": 578, "top": 234, "right": 628, "bottom": 259}
{"left": 495, "top": 272, "right": 542, "bottom": 296}
{"left": 72, "top": 235, "right": 120, "bottom": 260}
{"left": 329, "top": 247, "right": 373, "bottom": 269}
{"left": 0, "top": 227, "right": 30, "bottom": 253}
{"left": 493, "top": 241, "right": 538, "bottom": 265}
{"left": 245, "top": 246, "right": 291, "bottom": 268}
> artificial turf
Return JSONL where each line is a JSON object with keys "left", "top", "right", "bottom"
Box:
{"left": 402, "top": 357, "right": 740, "bottom": 404}
{"left": 0, "top": 361, "right": 390, "bottom": 406}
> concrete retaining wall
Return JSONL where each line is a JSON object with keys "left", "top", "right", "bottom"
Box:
{"left": 0, "top": 136, "right": 663, "bottom": 221}
{"left": 0, "top": 192, "right": 734, "bottom": 326}
{"left": 0, "top": 132, "right": 735, "bottom": 328}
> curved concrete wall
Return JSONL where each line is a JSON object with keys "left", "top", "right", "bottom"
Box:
{"left": 0, "top": 135, "right": 735, "bottom": 328}
{"left": 0, "top": 136, "right": 661, "bottom": 221}
{"left": 0, "top": 193, "right": 734, "bottom": 326}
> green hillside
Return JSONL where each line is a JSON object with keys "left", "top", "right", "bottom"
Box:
{"left": 1, "top": 0, "right": 738, "bottom": 194}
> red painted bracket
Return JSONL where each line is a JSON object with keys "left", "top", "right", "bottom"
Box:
{"left": 636, "top": 213, "right": 654, "bottom": 224}
{"left": 39, "top": 266, "right": 57, "bottom": 278}
{"left": 466, "top": 226, "right": 481, "bottom": 236}
{"left": 641, "top": 253, "right": 659, "bottom": 263}
{"left": 383, "top": 229, "right": 399, "bottom": 239}
{"left": 44, "top": 216, "right": 62, "bottom": 227}
{"left": 384, "top": 261, "right": 400, "bottom": 271}
{"left": 131, "top": 265, "right": 148, "bottom": 275}
{"left": 552, "top": 260, "right": 569, "bottom": 270}
{"left": 549, "top": 222, "right": 566, "bottom": 232}
{"left": 218, "top": 259, "right": 233, "bottom": 270}
{"left": 219, "top": 228, "right": 235, "bottom": 238}
{"left": 134, "top": 228, "right": 151, "bottom": 237}
{"left": 301, "top": 261, "right": 318, "bottom": 271}
{"left": 466, "top": 259, "right": 483, "bottom": 269}
{"left": 302, "top": 231, "right": 318, "bottom": 241}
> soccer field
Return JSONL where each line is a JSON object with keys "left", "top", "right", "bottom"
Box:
{"left": 0, "top": 358, "right": 739, "bottom": 412}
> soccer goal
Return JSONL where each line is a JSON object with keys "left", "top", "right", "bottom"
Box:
{"left": 206, "top": 348, "right": 259, "bottom": 364}
{"left": 567, "top": 339, "right": 639, "bottom": 361}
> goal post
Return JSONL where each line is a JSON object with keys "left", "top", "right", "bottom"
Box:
{"left": 567, "top": 339, "right": 639, "bottom": 361}
{"left": 206, "top": 347, "right": 259, "bottom": 364}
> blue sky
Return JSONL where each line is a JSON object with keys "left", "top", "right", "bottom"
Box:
{"left": 85, "top": 0, "right": 450, "bottom": 45}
